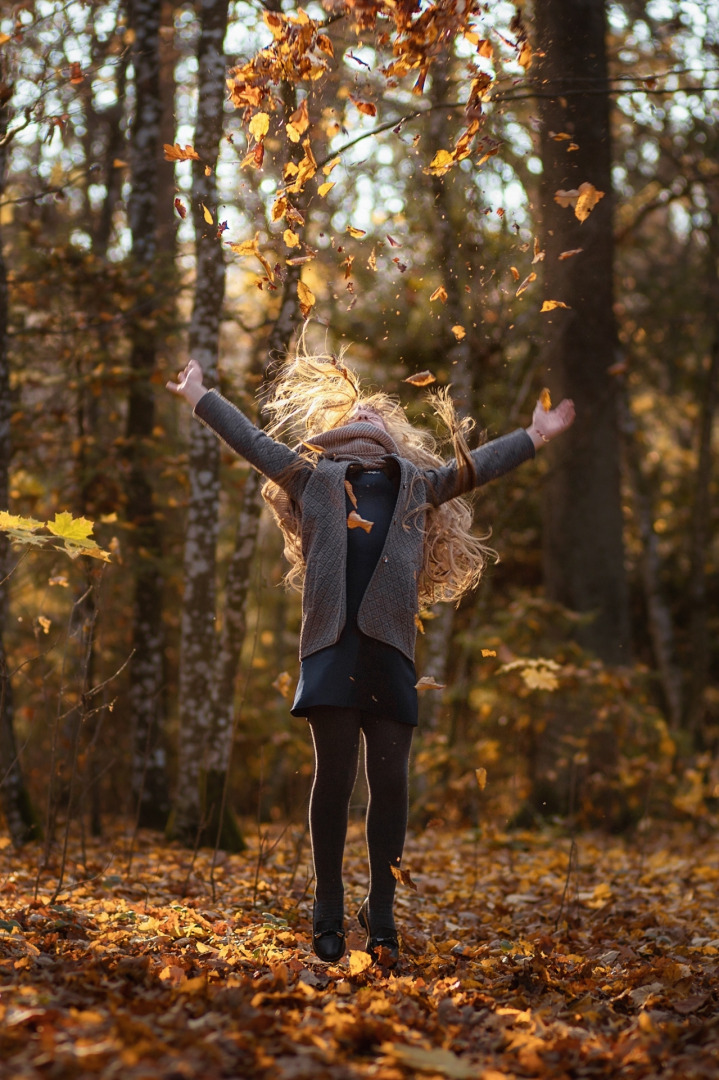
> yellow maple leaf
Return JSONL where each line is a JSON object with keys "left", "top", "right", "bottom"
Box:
{"left": 46, "top": 512, "right": 95, "bottom": 543}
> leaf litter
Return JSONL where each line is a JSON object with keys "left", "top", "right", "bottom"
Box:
{"left": 0, "top": 824, "right": 717, "bottom": 1079}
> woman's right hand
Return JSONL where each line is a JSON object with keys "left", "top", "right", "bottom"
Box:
{"left": 166, "top": 358, "right": 208, "bottom": 409}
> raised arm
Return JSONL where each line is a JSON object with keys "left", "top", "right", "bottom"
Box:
{"left": 424, "top": 395, "right": 575, "bottom": 505}
{"left": 167, "top": 360, "right": 307, "bottom": 488}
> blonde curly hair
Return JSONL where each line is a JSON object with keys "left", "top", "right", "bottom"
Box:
{"left": 261, "top": 345, "right": 496, "bottom": 606}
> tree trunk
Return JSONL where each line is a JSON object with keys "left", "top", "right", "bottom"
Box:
{"left": 171, "top": 0, "right": 230, "bottom": 846}
{"left": 684, "top": 316, "right": 719, "bottom": 739}
{"left": 0, "top": 84, "right": 38, "bottom": 846}
{"left": 126, "top": 0, "right": 170, "bottom": 828}
{"left": 533, "top": 0, "right": 631, "bottom": 664}
{"left": 618, "top": 383, "right": 683, "bottom": 728}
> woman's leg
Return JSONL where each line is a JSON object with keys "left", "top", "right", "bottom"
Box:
{"left": 360, "top": 714, "right": 414, "bottom": 932}
{"left": 307, "top": 706, "right": 362, "bottom": 924}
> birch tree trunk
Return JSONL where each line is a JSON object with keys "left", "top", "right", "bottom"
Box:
{"left": 126, "top": 0, "right": 170, "bottom": 828}
{"left": 0, "top": 84, "right": 37, "bottom": 846}
{"left": 533, "top": 0, "right": 631, "bottom": 664}
{"left": 170, "top": 0, "right": 230, "bottom": 846}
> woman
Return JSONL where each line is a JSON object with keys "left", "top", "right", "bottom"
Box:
{"left": 167, "top": 350, "right": 574, "bottom": 965}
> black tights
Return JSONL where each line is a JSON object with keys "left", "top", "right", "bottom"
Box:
{"left": 307, "top": 707, "right": 414, "bottom": 931}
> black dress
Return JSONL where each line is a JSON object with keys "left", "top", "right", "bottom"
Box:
{"left": 291, "top": 461, "right": 419, "bottom": 725}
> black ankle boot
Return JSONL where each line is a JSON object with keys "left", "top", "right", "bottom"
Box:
{"left": 357, "top": 899, "right": 399, "bottom": 967}
{"left": 312, "top": 904, "right": 346, "bottom": 963}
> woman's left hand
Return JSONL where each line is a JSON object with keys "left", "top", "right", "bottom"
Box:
{"left": 526, "top": 397, "right": 575, "bottom": 449}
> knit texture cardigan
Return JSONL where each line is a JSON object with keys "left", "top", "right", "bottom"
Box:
{"left": 194, "top": 389, "right": 535, "bottom": 662}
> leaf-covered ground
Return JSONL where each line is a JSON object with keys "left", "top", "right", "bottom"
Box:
{"left": 1, "top": 823, "right": 717, "bottom": 1079}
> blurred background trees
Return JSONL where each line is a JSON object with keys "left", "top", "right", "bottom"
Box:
{"left": 0, "top": 0, "right": 717, "bottom": 848}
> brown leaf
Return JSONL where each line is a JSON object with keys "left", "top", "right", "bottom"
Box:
{"left": 163, "top": 143, "right": 200, "bottom": 162}
{"left": 349, "top": 96, "right": 377, "bottom": 117}
{"left": 347, "top": 511, "right": 373, "bottom": 533}
{"left": 297, "top": 280, "right": 315, "bottom": 317}
{"left": 272, "top": 671, "right": 292, "bottom": 699}
{"left": 390, "top": 865, "right": 418, "bottom": 891}
{"left": 404, "top": 371, "right": 436, "bottom": 387}
{"left": 558, "top": 248, "right": 583, "bottom": 260}
{"left": 451, "top": 325, "right": 466, "bottom": 341}
{"left": 515, "top": 272, "right": 537, "bottom": 297}
{"left": 415, "top": 675, "right": 446, "bottom": 691}
{"left": 540, "top": 300, "right": 571, "bottom": 312}
{"left": 344, "top": 480, "right": 357, "bottom": 508}
{"left": 475, "top": 767, "right": 487, "bottom": 791}
{"left": 429, "top": 286, "right": 448, "bottom": 303}
{"left": 174, "top": 198, "right": 187, "bottom": 219}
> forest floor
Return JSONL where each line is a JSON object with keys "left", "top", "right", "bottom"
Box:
{"left": 0, "top": 820, "right": 717, "bottom": 1079}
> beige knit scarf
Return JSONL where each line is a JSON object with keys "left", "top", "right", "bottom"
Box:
{"left": 305, "top": 421, "right": 400, "bottom": 467}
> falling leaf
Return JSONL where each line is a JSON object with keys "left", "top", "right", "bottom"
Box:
{"left": 272, "top": 672, "right": 292, "bottom": 699}
{"left": 475, "top": 768, "right": 487, "bottom": 791}
{"left": 283, "top": 229, "right": 300, "bottom": 248}
{"left": 163, "top": 143, "right": 200, "bottom": 162}
{"left": 518, "top": 42, "right": 532, "bottom": 69}
{"left": 174, "top": 198, "right": 187, "bottom": 219}
{"left": 0, "top": 33, "right": 12, "bottom": 46}
{"left": 301, "top": 441, "right": 325, "bottom": 453}
{"left": 404, "top": 371, "right": 436, "bottom": 387}
{"left": 297, "top": 280, "right": 315, "bottom": 317}
{"left": 347, "top": 511, "right": 373, "bottom": 533}
{"left": 386, "top": 234, "right": 399, "bottom": 247}
{"left": 415, "top": 675, "right": 446, "bottom": 691}
{"left": 316, "top": 33, "right": 334, "bottom": 57}
{"left": 390, "top": 866, "right": 418, "bottom": 891}
{"left": 451, "top": 325, "right": 466, "bottom": 340}
{"left": 322, "top": 157, "right": 340, "bottom": 176}
{"left": 37, "top": 616, "right": 51, "bottom": 635}
{"left": 550, "top": 131, "right": 572, "bottom": 141}
{"left": 414, "top": 613, "right": 425, "bottom": 634}
{"left": 49, "top": 576, "right": 69, "bottom": 587}
{"left": 481, "top": 648, "right": 496, "bottom": 657}
{"left": 428, "top": 149, "right": 454, "bottom": 176}
{"left": 347, "top": 226, "right": 366, "bottom": 239}
{"left": 201, "top": 204, "right": 213, "bottom": 225}
{"left": 540, "top": 388, "right": 552, "bottom": 411}
{"left": 532, "top": 237, "right": 545, "bottom": 263}
{"left": 286, "top": 99, "right": 309, "bottom": 142}
{"left": 540, "top": 300, "right": 571, "bottom": 312}
{"left": 510, "top": 266, "right": 520, "bottom": 281}
{"left": 575, "top": 182, "right": 605, "bottom": 222}
{"left": 554, "top": 183, "right": 605, "bottom": 222}
{"left": 515, "top": 272, "right": 537, "bottom": 297}
{"left": 558, "top": 248, "right": 584, "bottom": 260}
{"left": 348, "top": 950, "right": 373, "bottom": 975}
{"left": 344, "top": 480, "right": 357, "bottom": 508}
{"left": 349, "top": 96, "right": 377, "bottom": 116}
{"left": 318, "top": 181, "right": 334, "bottom": 197}
{"left": 112, "top": 158, "right": 128, "bottom": 168}
{"left": 69, "top": 61, "right": 84, "bottom": 84}
{"left": 429, "top": 286, "right": 448, "bottom": 303}
{"left": 607, "top": 360, "right": 628, "bottom": 376}
{"left": 249, "top": 112, "right": 270, "bottom": 141}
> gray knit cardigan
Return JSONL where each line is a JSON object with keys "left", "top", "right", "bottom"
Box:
{"left": 194, "top": 389, "right": 535, "bottom": 662}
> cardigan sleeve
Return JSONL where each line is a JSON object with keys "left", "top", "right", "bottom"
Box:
{"left": 423, "top": 428, "right": 535, "bottom": 506}
{"left": 193, "top": 389, "right": 309, "bottom": 492}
